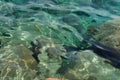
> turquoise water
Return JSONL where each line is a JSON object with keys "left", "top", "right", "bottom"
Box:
{"left": 0, "top": 0, "right": 120, "bottom": 80}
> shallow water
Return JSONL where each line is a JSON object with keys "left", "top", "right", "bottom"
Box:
{"left": 0, "top": 0, "right": 120, "bottom": 80}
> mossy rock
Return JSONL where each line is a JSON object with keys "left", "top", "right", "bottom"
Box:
{"left": 94, "top": 19, "right": 120, "bottom": 53}
{"left": 62, "top": 50, "right": 120, "bottom": 80}
{"left": 31, "top": 37, "right": 67, "bottom": 79}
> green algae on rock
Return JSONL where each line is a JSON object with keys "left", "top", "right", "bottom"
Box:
{"left": 62, "top": 13, "right": 87, "bottom": 34}
{"left": 0, "top": 28, "right": 13, "bottom": 48}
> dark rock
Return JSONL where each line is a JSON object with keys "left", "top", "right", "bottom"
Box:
{"left": 83, "top": 39, "right": 120, "bottom": 68}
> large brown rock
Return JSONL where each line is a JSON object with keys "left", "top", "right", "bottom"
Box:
{"left": 94, "top": 19, "right": 120, "bottom": 53}
{"left": 14, "top": 44, "right": 38, "bottom": 70}
{"left": 0, "top": 44, "right": 38, "bottom": 80}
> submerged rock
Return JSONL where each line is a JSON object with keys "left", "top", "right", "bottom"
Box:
{"left": 61, "top": 50, "right": 120, "bottom": 80}
{"left": 85, "top": 19, "right": 120, "bottom": 68}
{"left": 31, "top": 37, "right": 67, "bottom": 79}
{"left": 62, "top": 13, "right": 86, "bottom": 34}
{"left": 94, "top": 19, "right": 120, "bottom": 53}
{"left": 13, "top": 44, "right": 37, "bottom": 69}
{"left": 0, "top": 44, "right": 38, "bottom": 80}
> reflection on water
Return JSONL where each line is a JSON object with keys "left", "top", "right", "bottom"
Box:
{"left": 0, "top": 0, "right": 120, "bottom": 80}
